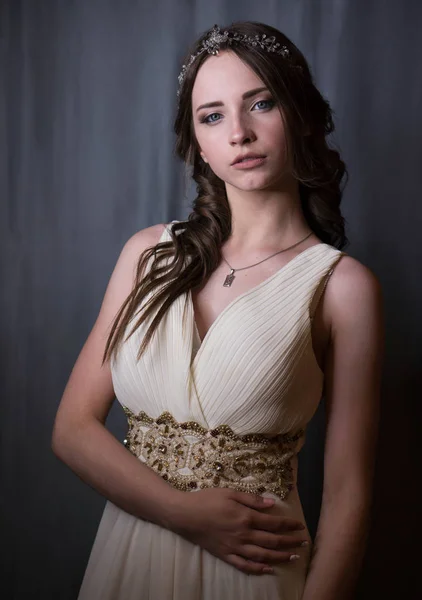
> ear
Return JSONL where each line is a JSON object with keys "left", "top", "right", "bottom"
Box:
{"left": 200, "top": 152, "right": 208, "bottom": 163}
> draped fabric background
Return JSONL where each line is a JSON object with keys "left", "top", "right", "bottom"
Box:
{"left": 1, "top": 1, "right": 421, "bottom": 598}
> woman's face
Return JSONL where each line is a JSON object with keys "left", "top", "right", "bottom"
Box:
{"left": 191, "top": 51, "right": 291, "bottom": 193}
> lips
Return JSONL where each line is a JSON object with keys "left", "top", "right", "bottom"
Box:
{"left": 232, "top": 154, "right": 266, "bottom": 165}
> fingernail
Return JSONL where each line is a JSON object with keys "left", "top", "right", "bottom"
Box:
{"left": 290, "top": 554, "right": 300, "bottom": 561}
{"left": 301, "top": 541, "right": 309, "bottom": 547}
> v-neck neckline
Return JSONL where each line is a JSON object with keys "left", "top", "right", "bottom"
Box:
{"left": 190, "top": 242, "right": 329, "bottom": 363}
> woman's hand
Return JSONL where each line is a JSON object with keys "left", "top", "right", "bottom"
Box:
{"left": 168, "top": 487, "right": 308, "bottom": 575}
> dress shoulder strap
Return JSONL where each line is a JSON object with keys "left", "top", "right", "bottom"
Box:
{"left": 310, "top": 251, "right": 347, "bottom": 320}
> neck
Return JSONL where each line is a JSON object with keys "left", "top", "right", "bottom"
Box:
{"left": 224, "top": 179, "right": 312, "bottom": 252}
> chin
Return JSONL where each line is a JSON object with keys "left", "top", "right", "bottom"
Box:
{"left": 236, "top": 174, "right": 275, "bottom": 188}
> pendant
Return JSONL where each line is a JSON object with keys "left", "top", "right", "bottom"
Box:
{"left": 223, "top": 269, "right": 235, "bottom": 287}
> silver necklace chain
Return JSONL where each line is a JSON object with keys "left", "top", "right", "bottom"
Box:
{"left": 221, "top": 231, "right": 313, "bottom": 287}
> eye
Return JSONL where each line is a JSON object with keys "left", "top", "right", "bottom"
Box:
{"left": 253, "top": 99, "right": 275, "bottom": 110}
{"left": 199, "top": 98, "right": 275, "bottom": 125}
{"left": 200, "top": 112, "right": 221, "bottom": 124}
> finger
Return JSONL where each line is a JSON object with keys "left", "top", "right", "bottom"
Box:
{"left": 239, "top": 544, "right": 300, "bottom": 565}
{"left": 248, "top": 530, "right": 309, "bottom": 551}
{"left": 230, "top": 491, "right": 275, "bottom": 511}
{"left": 250, "top": 512, "right": 305, "bottom": 533}
{"left": 278, "top": 517, "right": 306, "bottom": 532}
{"left": 226, "top": 553, "right": 273, "bottom": 576}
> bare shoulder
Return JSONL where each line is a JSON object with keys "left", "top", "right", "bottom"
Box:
{"left": 124, "top": 222, "right": 167, "bottom": 255}
{"left": 325, "top": 253, "right": 384, "bottom": 335}
{"left": 88, "top": 221, "right": 167, "bottom": 339}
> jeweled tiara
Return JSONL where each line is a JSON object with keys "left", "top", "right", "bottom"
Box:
{"left": 177, "top": 24, "right": 301, "bottom": 99}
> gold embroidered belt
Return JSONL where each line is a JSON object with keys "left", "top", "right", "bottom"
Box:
{"left": 122, "top": 407, "right": 304, "bottom": 500}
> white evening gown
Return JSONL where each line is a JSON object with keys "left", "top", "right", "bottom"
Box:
{"left": 78, "top": 220, "right": 345, "bottom": 599}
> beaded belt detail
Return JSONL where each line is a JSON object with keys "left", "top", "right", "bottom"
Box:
{"left": 123, "top": 407, "right": 304, "bottom": 499}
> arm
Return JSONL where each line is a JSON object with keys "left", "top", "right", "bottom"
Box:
{"left": 51, "top": 223, "right": 182, "bottom": 529}
{"left": 302, "top": 257, "right": 384, "bottom": 600}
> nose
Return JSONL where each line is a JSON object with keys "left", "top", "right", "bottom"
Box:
{"left": 229, "top": 115, "right": 257, "bottom": 146}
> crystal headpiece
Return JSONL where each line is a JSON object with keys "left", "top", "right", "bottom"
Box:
{"left": 177, "top": 24, "right": 300, "bottom": 99}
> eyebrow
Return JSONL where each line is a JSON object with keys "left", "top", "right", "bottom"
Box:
{"left": 195, "top": 86, "right": 269, "bottom": 113}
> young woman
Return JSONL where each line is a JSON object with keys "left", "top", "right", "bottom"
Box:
{"left": 52, "top": 21, "right": 384, "bottom": 600}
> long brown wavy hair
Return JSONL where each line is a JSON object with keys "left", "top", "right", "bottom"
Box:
{"left": 102, "top": 20, "right": 349, "bottom": 365}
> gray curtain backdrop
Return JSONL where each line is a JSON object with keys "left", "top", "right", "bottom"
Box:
{"left": 1, "top": 1, "right": 421, "bottom": 598}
